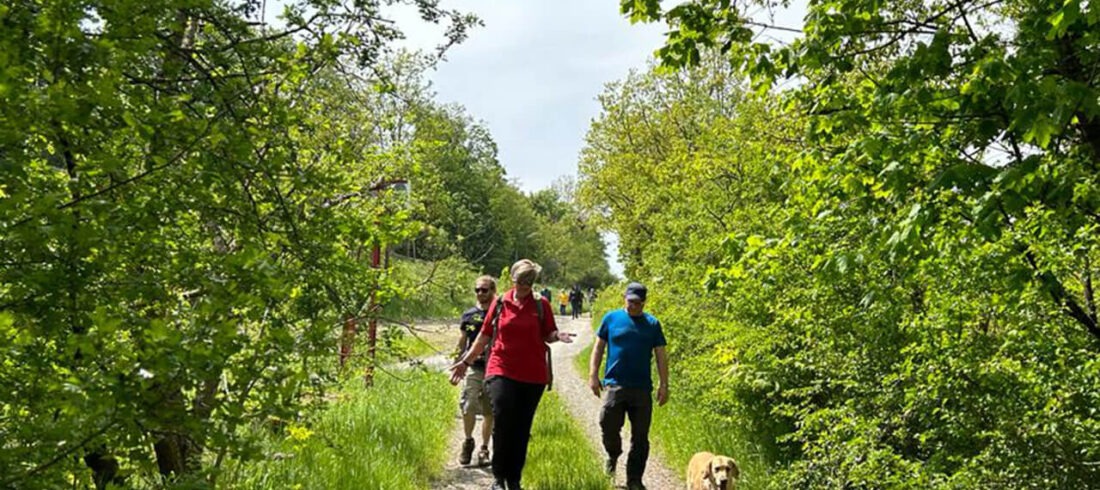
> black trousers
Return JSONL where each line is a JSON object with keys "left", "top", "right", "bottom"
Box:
{"left": 487, "top": 376, "right": 545, "bottom": 484}
{"left": 599, "top": 386, "right": 653, "bottom": 482}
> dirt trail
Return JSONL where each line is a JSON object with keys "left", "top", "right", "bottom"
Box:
{"left": 430, "top": 315, "right": 680, "bottom": 490}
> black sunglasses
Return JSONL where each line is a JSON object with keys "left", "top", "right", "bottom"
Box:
{"left": 475, "top": 287, "right": 492, "bottom": 293}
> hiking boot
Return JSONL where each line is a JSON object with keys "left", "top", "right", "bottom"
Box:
{"left": 477, "top": 445, "right": 490, "bottom": 466}
{"left": 459, "top": 437, "right": 475, "bottom": 465}
{"left": 604, "top": 457, "right": 617, "bottom": 476}
{"left": 626, "top": 479, "right": 647, "bottom": 490}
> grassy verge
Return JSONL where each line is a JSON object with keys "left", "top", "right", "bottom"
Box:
{"left": 383, "top": 323, "right": 456, "bottom": 361}
{"left": 649, "top": 400, "right": 771, "bottom": 490}
{"left": 523, "top": 390, "right": 613, "bottom": 490}
{"left": 223, "top": 369, "right": 455, "bottom": 489}
{"left": 574, "top": 328, "right": 595, "bottom": 380}
{"left": 382, "top": 256, "right": 479, "bottom": 321}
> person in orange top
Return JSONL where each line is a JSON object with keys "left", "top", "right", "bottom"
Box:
{"left": 449, "top": 259, "right": 576, "bottom": 490}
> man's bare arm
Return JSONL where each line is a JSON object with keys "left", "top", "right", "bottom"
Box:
{"left": 588, "top": 337, "right": 607, "bottom": 397}
{"left": 655, "top": 345, "right": 670, "bottom": 406}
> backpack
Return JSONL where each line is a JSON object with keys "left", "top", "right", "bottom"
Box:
{"left": 486, "top": 293, "right": 554, "bottom": 391}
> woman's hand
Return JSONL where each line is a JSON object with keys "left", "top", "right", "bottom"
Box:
{"left": 555, "top": 331, "right": 576, "bottom": 344}
{"left": 448, "top": 361, "right": 469, "bottom": 385}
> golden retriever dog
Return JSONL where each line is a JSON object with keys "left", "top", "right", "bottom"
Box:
{"left": 686, "top": 451, "right": 739, "bottom": 490}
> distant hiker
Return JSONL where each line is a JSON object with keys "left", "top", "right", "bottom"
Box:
{"left": 539, "top": 286, "right": 552, "bottom": 302}
{"left": 454, "top": 275, "right": 497, "bottom": 466}
{"left": 557, "top": 289, "right": 569, "bottom": 316}
{"left": 569, "top": 284, "right": 584, "bottom": 319}
{"left": 587, "top": 288, "right": 597, "bottom": 315}
{"left": 587, "top": 282, "right": 669, "bottom": 490}
{"left": 449, "top": 259, "right": 576, "bottom": 490}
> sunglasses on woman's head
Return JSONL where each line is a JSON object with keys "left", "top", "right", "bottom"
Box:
{"left": 475, "top": 287, "right": 492, "bottom": 293}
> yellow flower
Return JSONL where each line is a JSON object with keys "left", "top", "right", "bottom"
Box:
{"left": 287, "top": 425, "right": 313, "bottom": 442}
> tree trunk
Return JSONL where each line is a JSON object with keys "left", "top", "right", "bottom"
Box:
{"left": 84, "top": 447, "right": 124, "bottom": 490}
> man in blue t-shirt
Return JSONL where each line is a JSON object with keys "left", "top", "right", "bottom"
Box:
{"left": 587, "top": 282, "right": 669, "bottom": 490}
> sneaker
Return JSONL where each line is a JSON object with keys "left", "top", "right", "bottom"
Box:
{"left": 459, "top": 437, "right": 475, "bottom": 465}
{"left": 604, "top": 457, "right": 617, "bottom": 476}
{"left": 626, "top": 479, "right": 647, "bottom": 490}
{"left": 477, "top": 445, "right": 490, "bottom": 466}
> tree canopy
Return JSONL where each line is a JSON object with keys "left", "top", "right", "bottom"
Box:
{"left": 573, "top": 1, "right": 1100, "bottom": 486}
{"left": 0, "top": 1, "right": 608, "bottom": 487}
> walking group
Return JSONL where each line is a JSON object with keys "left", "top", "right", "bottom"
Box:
{"left": 544, "top": 284, "right": 593, "bottom": 319}
{"left": 449, "top": 259, "right": 668, "bottom": 490}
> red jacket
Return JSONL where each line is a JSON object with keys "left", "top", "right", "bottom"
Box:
{"left": 480, "top": 289, "right": 557, "bottom": 384}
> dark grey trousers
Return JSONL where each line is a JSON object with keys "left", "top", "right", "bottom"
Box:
{"left": 599, "top": 386, "right": 653, "bottom": 481}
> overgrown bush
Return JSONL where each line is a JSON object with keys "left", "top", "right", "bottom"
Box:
{"left": 579, "top": 43, "right": 1100, "bottom": 486}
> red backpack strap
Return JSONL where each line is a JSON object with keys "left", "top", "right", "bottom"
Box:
{"left": 536, "top": 297, "right": 553, "bottom": 391}
{"left": 486, "top": 298, "right": 505, "bottom": 364}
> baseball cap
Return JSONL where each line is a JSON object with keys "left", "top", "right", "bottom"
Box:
{"left": 625, "top": 282, "right": 647, "bottom": 301}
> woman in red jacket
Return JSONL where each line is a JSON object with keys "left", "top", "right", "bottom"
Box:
{"left": 449, "top": 259, "right": 575, "bottom": 490}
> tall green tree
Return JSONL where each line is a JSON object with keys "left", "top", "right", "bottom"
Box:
{"left": 528, "top": 180, "right": 614, "bottom": 288}
{"left": 0, "top": 1, "right": 475, "bottom": 487}
{"left": 624, "top": 0, "right": 1100, "bottom": 342}
{"left": 403, "top": 93, "right": 612, "bottom": 284}
{"left": 597, "top": 1, "right": 1100, "bottom": 486}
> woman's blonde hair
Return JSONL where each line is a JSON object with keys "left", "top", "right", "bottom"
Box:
{"left": 510, "top": 259, "right": 541, "bottom": 286}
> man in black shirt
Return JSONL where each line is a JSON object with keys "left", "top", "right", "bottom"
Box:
{"left": 569, "top": 285, "right": 584, "bottom": 319}
{"left": 455, "top": 275, "right": 497, "bottom": 465}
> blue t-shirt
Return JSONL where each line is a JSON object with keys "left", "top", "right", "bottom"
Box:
{"left": 597, "top": 309, "right": 667, "bottom": 390}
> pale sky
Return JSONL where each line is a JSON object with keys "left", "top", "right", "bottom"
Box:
{"left": 394, "top": 2, "right": 665, "bottom": 193}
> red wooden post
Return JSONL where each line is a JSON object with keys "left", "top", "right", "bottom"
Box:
{"left": 339, "top": 314, "right": 356, "bottom": 368}
{"left": 364, "top": 244, "right": 381, "bottom": 386}
{"left": 351, "top": 178, "right": 407, "bottom": 386}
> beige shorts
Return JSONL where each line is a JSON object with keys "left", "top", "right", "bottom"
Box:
{"left": 460, "top": 367, "right": 493, "bottom": 416}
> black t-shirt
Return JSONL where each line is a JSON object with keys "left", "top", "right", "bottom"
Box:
{"left": 569, "top": 289, "right": 583, "bottom": 304}
{"left": 460, "top": 305, "right": 489, "bottom": 368}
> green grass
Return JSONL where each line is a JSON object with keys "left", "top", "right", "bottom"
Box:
{"left": 382, "top": 256, "right": 480, "bottom": 321}
{"left": 223, "top": 369, "right": 456, "bottom": 489}
{"left": 382, "top": 324, "right": 455, "bottom": 361}
{"left": 574, "top": 296, "right": 608, "bottom": 382}
{"left": 575, "top": 328, "right": 596, "bottom": 381}
{"left": 649, "top": 399, "right": 771, "bottom": 490}
{"left": 523, "top": 390, "right": 613, "bottom": 490}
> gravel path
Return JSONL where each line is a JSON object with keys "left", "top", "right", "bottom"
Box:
{"left": 430, "top": 315, "right": 680, "bottom": 490}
